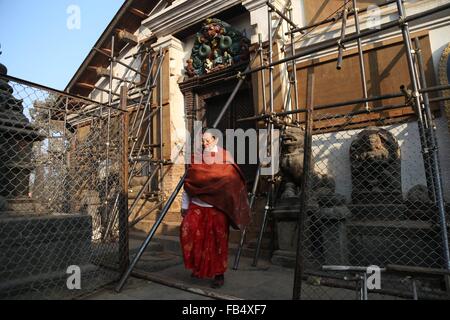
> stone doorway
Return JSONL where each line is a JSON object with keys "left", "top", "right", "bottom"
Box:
{"left": 204, "top": 90, "right": 257, "bottom": 183}
{"left": 180, "top": 65, "right": 258, "bottom": 185}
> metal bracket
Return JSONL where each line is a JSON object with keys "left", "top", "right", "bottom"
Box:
{"left": 236, "top": 72, "right": 246, "bottom": 80}
{"left": 398, "top": 16, "right": 407, "bottom": 27}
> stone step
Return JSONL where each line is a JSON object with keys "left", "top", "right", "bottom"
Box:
{"left": 129, "top": 176, "right": 149, "bottom": 188}
{"left": 271, "top": 250, "right": 297, "bottom": 268}
{"left": 128, "top": 189, "right": 161, "bottom": 201}
{"left": 131, "top": 214, "right": 180, "bottom": 231}
{"left": 3, "top": 197, "right": 36, "bottom": 213}
{"left": 131, "top": 219, "right": 271, "bottom": 247}
{"left": 128, "top": 186, "right": 149, "bottom": 200}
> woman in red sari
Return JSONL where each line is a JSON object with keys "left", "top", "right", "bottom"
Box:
{"left": 180, "top": 131, "right": 250, "bottom": 288}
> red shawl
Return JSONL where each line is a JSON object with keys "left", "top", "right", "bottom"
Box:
{"left": 184, "top": 147, "right": 251, "bottom": 230}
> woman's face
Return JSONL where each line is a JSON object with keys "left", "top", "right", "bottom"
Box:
{"left": 202, "top": 132, "right": 216, "bottom": 150}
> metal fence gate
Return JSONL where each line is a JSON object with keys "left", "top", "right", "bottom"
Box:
{"left": 0, "top": 75, "right": 129, "bottom": 300}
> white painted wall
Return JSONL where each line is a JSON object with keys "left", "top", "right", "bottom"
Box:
{"left": 312, "top": 115, "right": 450, "bottom": 202}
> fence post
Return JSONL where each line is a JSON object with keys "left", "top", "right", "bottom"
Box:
{"left": 293, "top": 69, "right": 315, "bottom": 300}
{"left": 119, "top": 86, "right": 130, "bottom": 275}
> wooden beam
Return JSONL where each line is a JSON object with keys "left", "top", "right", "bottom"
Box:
{"left": 94, "top": 47, "right": 112, "bottom": 57}
{"left": 74, "top": 82, "right": 120, "bottom": 97}
{"left": 128, "top": 7, "right": 148, "bottom": 19}
{"left": 75, "top": 82, "right": 96, "bottom": 90}
{"left": 87, "top": 66, "right": 109, "bottom": 77}
{"left": 116, "top": 29, "right": 138, "bottom": 46}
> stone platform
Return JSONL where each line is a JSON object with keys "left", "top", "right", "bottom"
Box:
{"left": 271, "top": 201, "right": 446, "bottom": 269}
{"left": 0, "top": 214, "right": 94, "bottom": 299}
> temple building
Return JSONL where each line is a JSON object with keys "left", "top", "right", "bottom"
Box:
{"left": 63, "top": 0, "right": 450, "bottom": 261}
{"left": 2, "top": 0, "right": 447, "bottom": 299}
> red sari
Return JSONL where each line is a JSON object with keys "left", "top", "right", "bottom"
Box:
{"left": 180, "top": 147, "right": 250, "bottom": 279}
{"left": 180, "top": 204, "right": 230, "bottom": 278}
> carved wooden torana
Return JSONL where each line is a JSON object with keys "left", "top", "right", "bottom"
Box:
{"left": 185, "top": 18, "right": 250, "bottom": 77}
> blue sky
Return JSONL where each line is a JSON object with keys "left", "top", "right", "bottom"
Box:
{"left": 0, "top": 0, "right": 124, "bottom": 90}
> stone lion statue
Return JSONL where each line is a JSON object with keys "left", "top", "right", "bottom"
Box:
{"left": 279, "top": 126, "right": 305, "bottom": 188}
{"left": 278, "top": 126, "right": 335, "bottom": 200}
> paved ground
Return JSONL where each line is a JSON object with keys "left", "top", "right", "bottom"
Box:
{"left": 85, "top": 237, "right": 405, "bottom": 300}
{"left": 85, "top": 277, "right": 213, "bottom": 300}
{"left": 85, "top": 255, "right": 402, "bottom": 300}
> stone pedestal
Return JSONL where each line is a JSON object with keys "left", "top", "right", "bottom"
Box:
{"left": 346, "top": 220, "right": 443, "bottom": 268}
{"left": 0, "top": 214, "right": 93, "bottom": 298}
{"left": 0, "top": 64, "right": 43, "bottom": 214}
{"left": 272, "top": 196, "right": 351, "bottom": 268}
{"left": 317, "top": 206, "right": 351, "bottom": 266}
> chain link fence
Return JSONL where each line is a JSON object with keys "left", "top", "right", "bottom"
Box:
{"left": 278, "top": 108, "right": 450, "bottom": 300}
{"left": 0, "top": 75, "right": 128, "bottom": 300}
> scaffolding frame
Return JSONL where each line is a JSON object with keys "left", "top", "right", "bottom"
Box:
{"left": 91, "top": 30, "right": 171, "bottom": 233}
{"left": 111, "top": 0, "right": 450, "bottom": 299}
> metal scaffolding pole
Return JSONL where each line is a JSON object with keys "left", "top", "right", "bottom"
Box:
{"left": 126, "top": 51, "right": 167, "bottom": 228}
{"left": 103, "top": 35, "right": 114, "bottom": 225}
{"left": 94, "top": 47, "right": 148, "bottom": 78}
{"left": 288, "top": 6, "right": 300, "bottom": 122}
{"left": 336, "top": 5, "right": 349, "bottom": 70}
{"left": 128, "top": 167, "right": 160, "bottom": 217}
{"left": 288, "top": 0, "right": 397, "bottom": 35}
{"left": 352, "top": 0, "right": 370, "bottom": 111}
{"left": 237, "top": 84, "right": 450, "bottom": 123}
{"left": 252, "top": 2, "right": 275, "bottom": 267}
{"left": 258, "top": 34, "right": 268, "bottom": 115}
{"left": 129, "top": 52, "right": 165, "bottom": 162}
{"left": 233, "top": 165, "right": 262, "bottom": 270}
{"left": 410, "top": 35, "right": 450, "bottom": 274}
{"left": 119, "top": 86, "right": 130, "bottom": 274}
{"left": 111, "top": 0, "right": 450, "bottom": 298}
{"left": 395, "top": 0, "right": 442, "bottom": 249}
{"left": 114, "top": 50, "right": 150, "bottom": 97}
{"left": 293, "top": 70, "right": 315, "bottom": 300}
{"left": 412, "top": 38, "right": 437, "bottom": 203}
{"left": 241, "top": 2, "right": 450, "bottom": 78}
{"left": 159, "top": 48, "right": 165, "bottom": 201}
{"left": 128, "top": 52, "right": 165, "bottom": 191}
{"left": 130, "top": 52, "right": 156, "bottom": 134}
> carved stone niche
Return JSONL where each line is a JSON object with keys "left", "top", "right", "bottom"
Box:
{"left": 350, "top": 127, "right": 402, "bottom": 204}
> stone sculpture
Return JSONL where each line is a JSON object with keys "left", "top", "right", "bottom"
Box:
{"left": 350, "top": 127, "right": 402, "bottom": 204}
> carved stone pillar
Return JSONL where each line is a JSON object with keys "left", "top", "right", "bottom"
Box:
{"left": 151, "top": 36, "right": 187, "bottom": 212}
